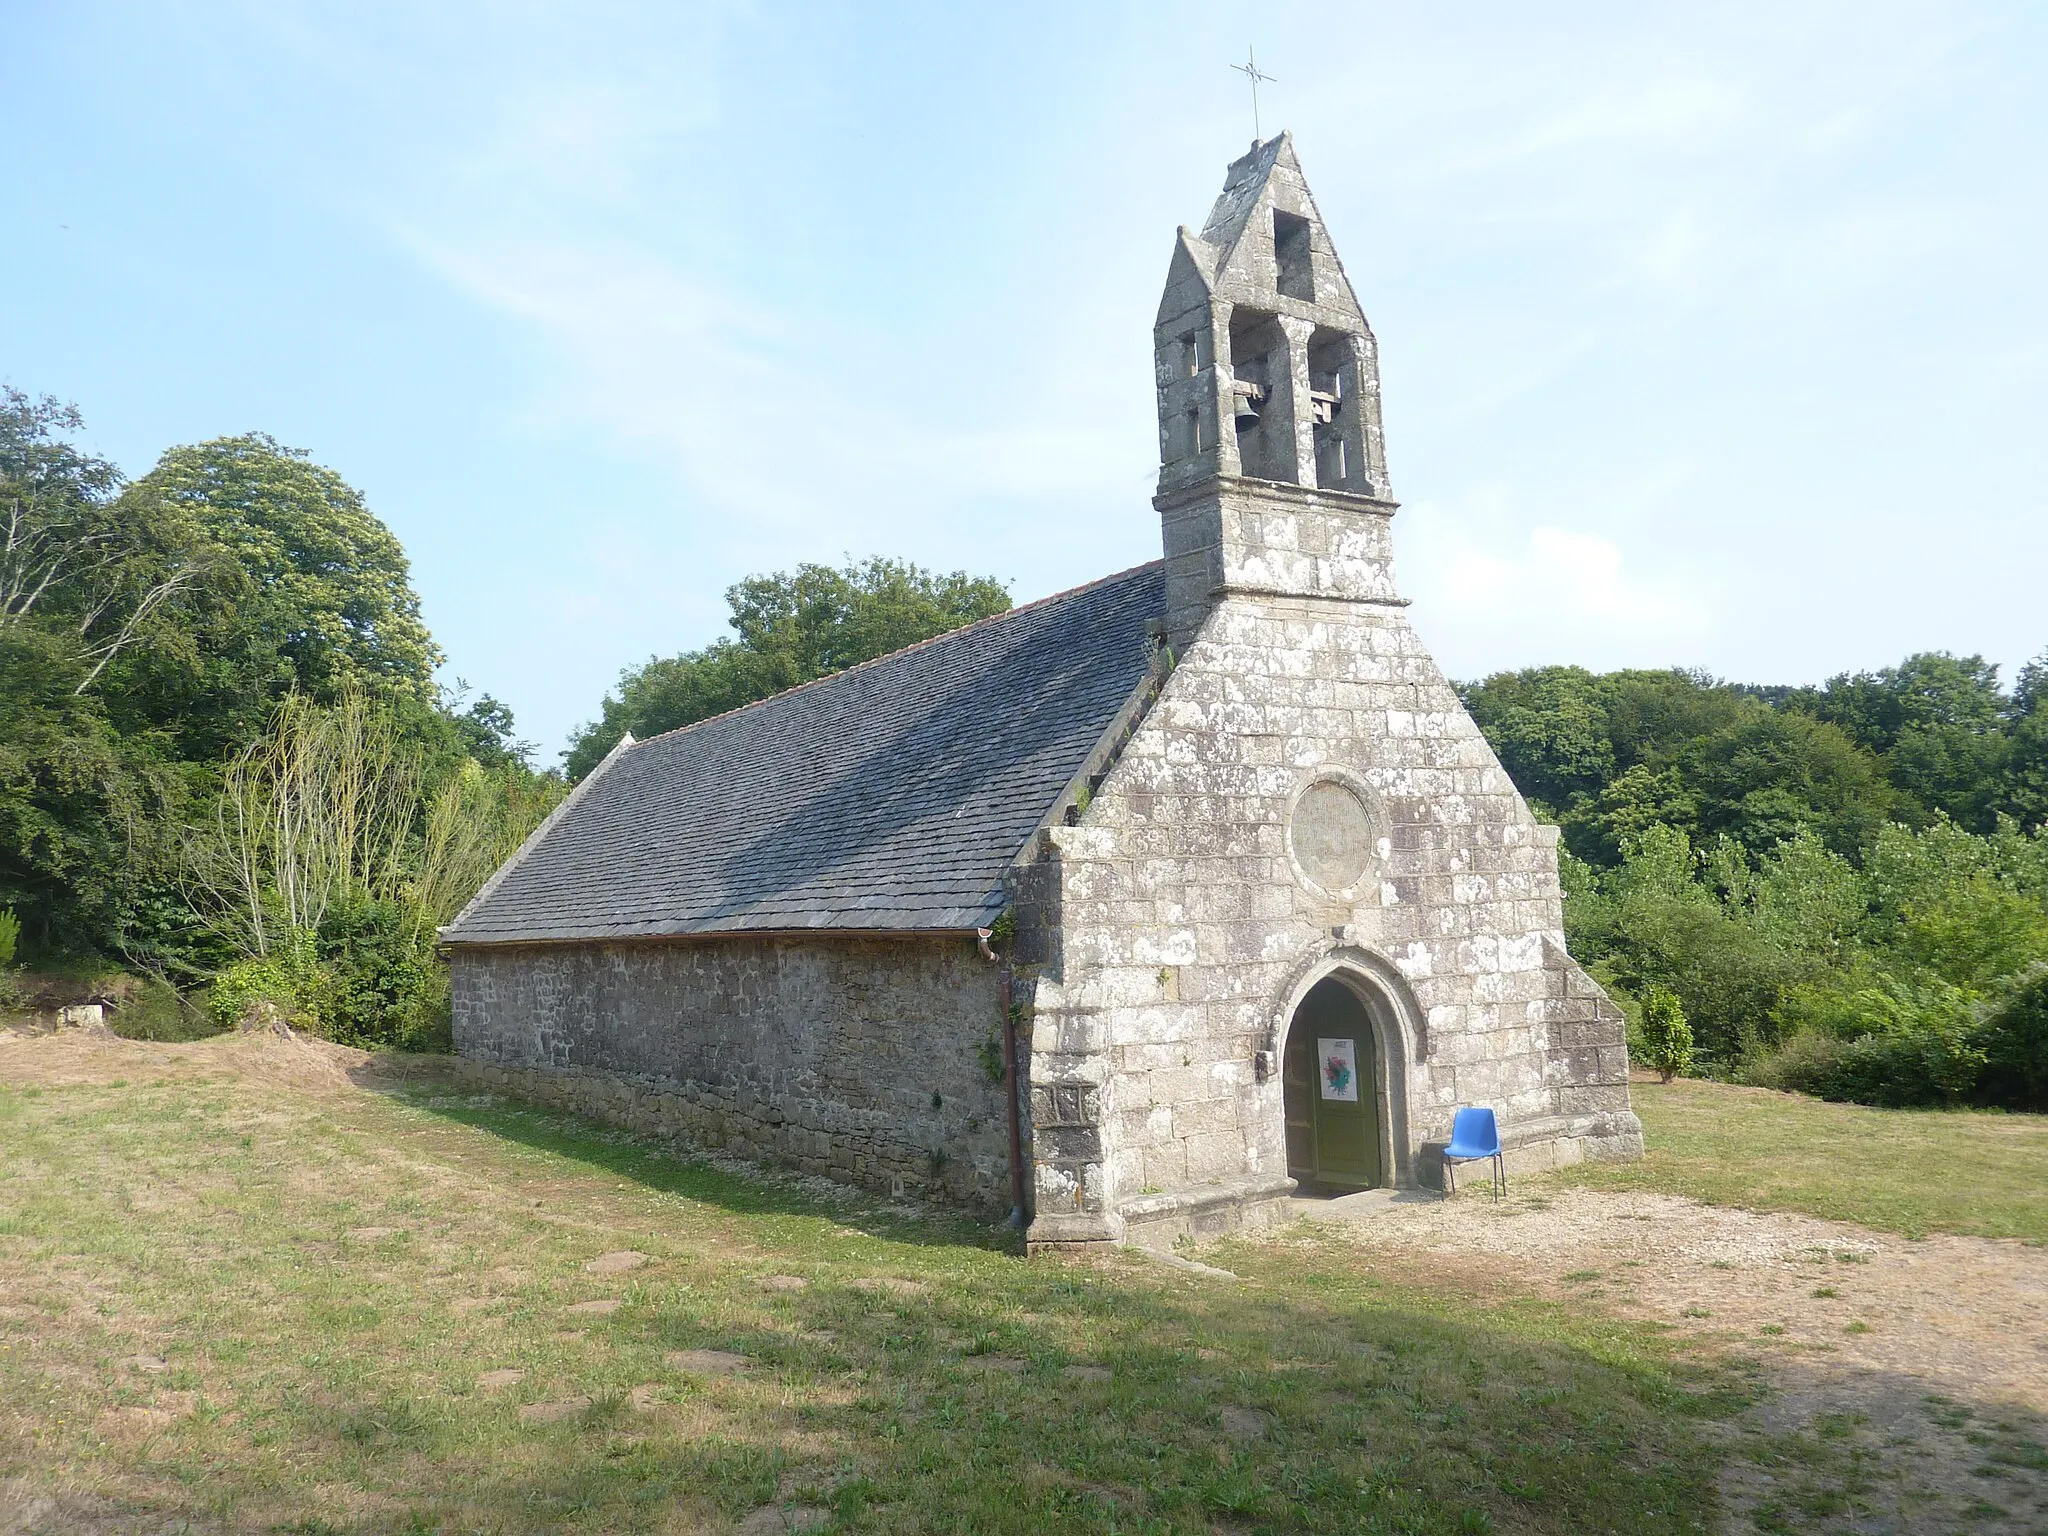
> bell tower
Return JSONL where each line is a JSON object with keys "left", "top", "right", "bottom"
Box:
{"left": 1154, "top": 134, "right": 1398, "bottom": 647}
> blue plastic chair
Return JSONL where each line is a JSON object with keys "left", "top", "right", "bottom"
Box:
{"left": 1444, "top": 1107, "right": 1505, "bottom": 1200}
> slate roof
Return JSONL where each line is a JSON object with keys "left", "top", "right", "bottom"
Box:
{"left": 442, "top": 561, "right": 1166, "bottom": 944}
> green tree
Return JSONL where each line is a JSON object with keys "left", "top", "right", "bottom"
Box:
{"left": 0, "top": 612, "right": 184, "bottom": 955}
{"left": 1598, "top": 668, "right": 1754, "bottom": 772}
{"left": 0, "top": 389, "right": 191, "bottom": 677}
{"left": 2001, "top": 651, "right": 2048, "bottom": 831}
{"left": 1786, "top": 652, "right": 2014, "bottom": 830}
{"left": 1860, "top": 819, "right": 2048, "bottom": 989}
{"left": 1979, "top": 968, "right": 2048, "bottom": 1111}
{"left": 0, "top": 394, "right": 211, "bottom": 957}
{"left": 2, "top": 387, "right": 548, "bottom": 981}
{"left": 1562, "top": 763, "right": 1699, "bottom": 866}
{"left": 1675, "top": 708, "right": 1892, "bottom": 860}
{"left": 1791, "top": 651, "right": 2006, "bottom": 754}
{"left": 1638, "top": 985, "right": 1694, "bottom": 1082}
{"left": 186, "top": 691, "right": 559, "bottom": 1046}
{"left": 444, "top": 686, "right": 531, "bottom": 770}
{"left": 565, "top": 556, "right": 1010, "bottom": 779}
{"left": 1566, "top": 825, "right": 1818, "bottom": 1066}
{"left": 110, "top": 435, "right": 441, "bottom": 762}
{"left": 1456, "top": 666, "right": 1614, "bottom": 814}
{"left": 1740, "top": 830, "right": 1867, "bottom": 965}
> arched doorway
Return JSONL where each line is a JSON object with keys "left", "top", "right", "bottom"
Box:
{"left": 1283, "top": 977, "right": 1384, "bottom": 1190}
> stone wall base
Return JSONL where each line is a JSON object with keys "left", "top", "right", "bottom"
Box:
{"left": 1418, "top": 1109, "right": 1645, "bottom": 1192}
{"left": 1024, "top": 1208, "right": 1125, "bottom": 1256}
{"left": 448, "top": 1056, "right": 1010, "bottom": 1212}
{"left": 1116, "top": 1175, "right": 1299, "bottom": 1253}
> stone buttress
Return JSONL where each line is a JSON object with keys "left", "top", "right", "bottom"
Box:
{"left": 1017, "top": 135, "right": 1643, "bottom": 1252}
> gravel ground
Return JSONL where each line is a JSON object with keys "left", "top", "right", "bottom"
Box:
{"left": 1291, "top": 1184, "right": 2048, "bottom": 1534}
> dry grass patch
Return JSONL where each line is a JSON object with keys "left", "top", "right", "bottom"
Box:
{"left": 0, "top": 1031, "right": 1754, "bottom": 1533}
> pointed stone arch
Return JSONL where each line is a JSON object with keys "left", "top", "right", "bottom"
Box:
{"left": 1269, "top": 945, "right": 1425, "bottom": 1189}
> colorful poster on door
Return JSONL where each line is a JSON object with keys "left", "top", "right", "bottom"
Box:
{"left": 1318, "top": 1037, "right": 1359, "bottom": 1102}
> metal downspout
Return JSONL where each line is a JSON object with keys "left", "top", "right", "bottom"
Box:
{"left": 978, "top": 928, "right": 1027, "bottom": 1231}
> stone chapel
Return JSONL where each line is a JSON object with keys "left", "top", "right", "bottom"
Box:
{"left": 442, "top": 134, "right": 1643, "bottom": 1252}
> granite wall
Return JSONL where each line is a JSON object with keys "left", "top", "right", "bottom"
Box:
{"left": 1018, "top": 483, "right": 1641, "bottom": 1252}
{"left": 449, "top": 934, "right": 1022, "bottom": 1208}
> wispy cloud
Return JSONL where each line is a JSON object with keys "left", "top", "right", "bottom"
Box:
{"left": 1418, "top": 522, "right": 1710, "bottom": 633}
{"left": 1400, "top": 472, "right": 1714, "bottom": 672}
{"left": 408, "top": 226, "right": 1136, "bottom": 522}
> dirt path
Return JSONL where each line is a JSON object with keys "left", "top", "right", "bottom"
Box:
{"left": 1297, "top": 1186, "right": 2048, "bottom": 1534}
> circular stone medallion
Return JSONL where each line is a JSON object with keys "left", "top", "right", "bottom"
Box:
{"left": 1290, "top": 780, "right": 1374, "bottom": 894}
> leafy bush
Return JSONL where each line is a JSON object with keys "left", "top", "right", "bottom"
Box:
{"left": 1741, "top": 1029, "right": 1850, "bottom": 1097}
{"left": 1759, "top": 1027, "right": 1981, "bottom": 1110}
{"left": 311, "top": 897, "right": 447, "bottom": 1052}
{"left": 180, "top": 691, "right": 555, "bottom": 1053}
{"left": 1566, "top": 826, "right": 1816, "bottom": 1066}
{"left": 1749, "top": 971, "right": 2043, "bottom": 1108}
{"left": 0, "top": 907, "right": 17, "bottom": 967}
{"left": 200, "top": 906, "right": 450, "bottom": 1052}
{"left": 206, "top": 930, "right": 319, "bottom": 1029}
{"left": 1570, "top": 812, "right": 2048, "bottom": 1107}
{"left": 114, "top": 976, "right": 223, "bottom": 1042}
{"left": 1978, "top": 968, "right": 2048, "bottom": 1111}
{"left": 1639, "top": 986, "right": 1694, "bottom": 1082}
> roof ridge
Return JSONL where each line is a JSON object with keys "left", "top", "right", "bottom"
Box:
{"left": 623, "top": 558, "right": 1165, "bottom": 756}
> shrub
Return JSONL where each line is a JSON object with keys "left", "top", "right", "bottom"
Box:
{"left": 201, "top": 902, "right": 452, "bottom": 1051}
{"left": 1568, "top": 826, "right": 1807, "bottom": 1067}
{"left": 0, "top": 907, "right": 17, "bottom": 967}
{"left": 1744, "top": 978, "right": 1982, "bottom": 1114}
{"left": 114, "top": 976, "right": 223, "bottom": 1042}
{"left": 1978, "top": 967, "right": 2048, "bottom": 1111}
{"left": 1638, "top": 986, "right": 1695, "bottom": 1082}
{"left": 1830, "top": 1029, "right": 1983, "bottom": 1108}
{"left": 206, "top": 938, "right": 317, "bottom": 1030}
{"left": 312, "top": 896, "right": 447, "bottom": 1052}
{"left": 1602, "top": 893, "right": 1811, "bottom": 1067}
{"left": 1750, "top": 974, "right": 1986, "bottom": 1106}
{"left": 1742, "top": 1028, "right": 1850, "bottom": 1097}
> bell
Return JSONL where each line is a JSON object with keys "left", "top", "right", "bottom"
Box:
{"left": 1231, "top": 379, "right": 1265, "bottom": 433}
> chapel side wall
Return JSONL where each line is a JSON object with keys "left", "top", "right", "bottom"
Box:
{"left": 1025, "top": 585, "right": 1637, "bottom": 1243}
{"left": 449, "top": 935, "right": 1020, "bottom": 1208}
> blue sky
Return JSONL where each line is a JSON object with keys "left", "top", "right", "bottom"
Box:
{"left": 4, "top": 1, "right": 2043, "bottom": 759}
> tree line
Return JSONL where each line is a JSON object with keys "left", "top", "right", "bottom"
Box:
{"left": 1462, "top": 662, "right": 2048, "bottom": 1109}
{"left": 0, "top": 388, "right": 555, "bottom": 1044}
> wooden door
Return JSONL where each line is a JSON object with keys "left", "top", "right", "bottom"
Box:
{"left": 1283, "top": 979, "right": 1382, "bottom": 1190}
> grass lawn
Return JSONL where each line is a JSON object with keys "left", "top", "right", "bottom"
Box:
{"left": 0, "top": 1035, "right": 1750, "bottom": 1535}
{"left": 1562, "top": 1077, "right": 2048, "bottom": 1244}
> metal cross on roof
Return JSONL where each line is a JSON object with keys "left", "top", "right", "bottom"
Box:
{"left": 1232, "top": 47, "right": 1276, "bottom": 141}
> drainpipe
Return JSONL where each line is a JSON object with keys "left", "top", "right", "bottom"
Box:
{"left": 977, "top": 927, "right": 1028, "bottom": 1231}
